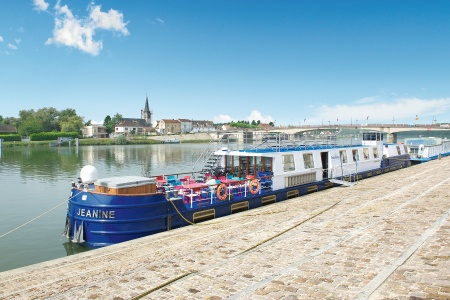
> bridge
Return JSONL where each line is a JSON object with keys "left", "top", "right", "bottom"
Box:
{"left": 216, "top": 124, "right": 449, "bottom": 143}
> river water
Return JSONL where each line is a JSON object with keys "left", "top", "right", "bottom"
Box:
{"left": 1, "top": 130, "right": 448, "bottom": 272}
{"left": 0, "top": 144, "right": 208, "bottom": 272}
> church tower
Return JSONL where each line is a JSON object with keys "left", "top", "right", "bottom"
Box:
{"left": 141, "top": 95, "right": 152, "bottom": 125}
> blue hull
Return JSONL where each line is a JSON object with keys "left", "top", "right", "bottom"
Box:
{"left": 66, "top": 157, "right": 409, "bottom": 248}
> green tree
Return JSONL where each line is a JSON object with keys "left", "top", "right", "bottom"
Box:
{"left": 59, "top": 109, "right": 83, "bottom": 133}
{"left": 103, "top": 113, "right": 122, "bottom": 134}
{"left": 19, "top": 117, "right": 44, "bottom": 136}
{"left": 35, "top": 107, "right": 60, "bottom": 132}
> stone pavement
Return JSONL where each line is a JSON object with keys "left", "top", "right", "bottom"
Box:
{"left": 1, "top": 157, "right": 449, "bottom": 299}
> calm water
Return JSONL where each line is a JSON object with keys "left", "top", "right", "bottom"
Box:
{"left": 0, "top": 143, "right": 207, "bottom": 272}
{"left": 1, "top": 130, "right": 449, "bottom": 272}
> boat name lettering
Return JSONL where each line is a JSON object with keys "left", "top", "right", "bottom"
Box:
{"left": 77, "top": 208, "right": 115, "bottom": 219}
{"left": 331, "top": 155, "right": 340, "bottom": 160}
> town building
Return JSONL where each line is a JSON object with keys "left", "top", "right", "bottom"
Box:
{"left": 82, "top": 124, "right": 108, "bottom": 138}
{"left": 159, "top": 119, "right": 181, "bottom": 135}
{"left": 191, "top": 120, "right": 215, "bottom": 132}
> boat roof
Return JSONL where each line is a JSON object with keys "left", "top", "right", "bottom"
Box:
{"left": 95, "top": 176, "right": 155, "bottom": 188}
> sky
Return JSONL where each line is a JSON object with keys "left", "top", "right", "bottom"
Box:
{"left": 1, "top": 1, "right": 450, "bottom": 127}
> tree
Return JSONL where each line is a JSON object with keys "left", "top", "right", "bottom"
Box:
{"left": 58, "top": 108, "right": 83, "bottom": 133}
{"left": 18, "top": 117, "right": 44, "bottom": 136}
{"left": 103, "top": 113, "right": 123, "bottom": 134}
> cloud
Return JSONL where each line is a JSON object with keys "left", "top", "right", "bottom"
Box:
{"left": 214, "top": 110, "right": 275, "bottom": 124}
{"left": 89, "top": 5, "right": 129, "bottom": 35}
{"left": 8, "top": 43, "right": 18, "bottom": 50}
{"left": 245, "top": 110, "right": 274, "bottom": 124}
{"left": 33, "top": 0, "right": 49, "bottom": 11}
{"left": 14, "top": 38, "right": 21, "bottom": 44}
{"left": 311, "top": 97, "right": 450, "bottom": 124}
{"left": 0, "top": 36, "right": 3, "bottom": 42}
{"left": 214, "top": 114, "right": 233, "bottom": 123}
{"left": 156, "top": 18, "right": 165, "bottom": 24}
{"left": 44, "top": 1, "right": 129, "bottom": 56}
{"left": 355, "top": 96, "right": 377, "bottom": 104}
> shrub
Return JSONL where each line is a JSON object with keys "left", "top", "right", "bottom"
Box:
{"left": 30, "top": 132, "right": 79, "bottom": 141}
{"left": 0, "top": 134, "right": 21, "bottom": 142}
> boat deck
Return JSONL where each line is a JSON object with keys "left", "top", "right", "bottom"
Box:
{"left": 1, "top": 157, "right": 449, "bottom": 299}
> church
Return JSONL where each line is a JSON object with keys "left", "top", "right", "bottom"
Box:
{"left": 114, "top": 96, "right": 154, "bottom": 135}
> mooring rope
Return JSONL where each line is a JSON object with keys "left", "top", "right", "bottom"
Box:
{"left": 168, "top": 198, "right": 196, "bottom": 225}
{"left": 0, "top": 189, "right": 84, "bottom": 239}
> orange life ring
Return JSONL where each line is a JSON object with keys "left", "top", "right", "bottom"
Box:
{"left": 216, "top": 183, "right": 228, "bottom": 201}
{"left": 249, "top": 179, "right": 260, "bottom": 194}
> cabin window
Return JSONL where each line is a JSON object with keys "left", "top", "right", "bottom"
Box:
{"left": 403, "top": 145, "right": 408, "bottom": 153}
{"left": 263, "top": 157, "right": 273, "bottom": 172}
{"left": 339, "top": 150, "right": 348, "bottom": 163}
{"left": 248, "top": 156, "right": 255, "bottom": 176}
{"left": 239, "top": 157, "right": 248, "bottom": 177}
{"left": 396, "top": 146, "right": 401, "bottom": 155}
{"left": 352, "top": 149, "right": 359, "bottom": 162}
{"left": 363, "top": 148, "right": 370, "bottom": 160}
{"left": 226, "top": 156, "right": 233, "bottom": 173}
{"left": 373, "top": 147, "right": 379, "bottom": 158}
{"left": 233, "top": 156, "right": 240, "bottom": 176}
{"left": 303, "top": 153, "right": 314, "bottom": 169}
{"left": 282, "top": 154, "right": 295, "bottom": 172}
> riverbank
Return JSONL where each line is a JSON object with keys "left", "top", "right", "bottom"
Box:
{"left": 1, "top": 132, "right": 215, "bottom": 148}
{"left": 1, "top": 157, "right": 449, "bottom": 299}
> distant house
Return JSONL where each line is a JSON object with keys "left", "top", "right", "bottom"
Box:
{"left": 159, "top": 119, "right": 181, "bottom": 135}
{"left": 191, "top": 120, "right": 215, "bottom": 133}
{"left": 115, "top": 119, "right": 149, "bottom": 136}
{"left": 82, "top": 124, "right": 108, "bottom": 138}
{"left": 0, "top": 124, "right": 17, "bottom": 134}
{"left": 179, "top": 119, "right": 193, "bottom": 133}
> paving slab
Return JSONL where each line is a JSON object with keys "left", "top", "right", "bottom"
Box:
{"left": 0, "top": 157, "right": 449, "bottom": 299}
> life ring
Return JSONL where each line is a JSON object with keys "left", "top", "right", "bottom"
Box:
{"left": 216, "top": 183, "right": 228, "bottom": 201}
{"left": 249, "top": 179, "right": 260, "bottom": 194}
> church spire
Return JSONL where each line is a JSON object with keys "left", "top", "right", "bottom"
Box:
{"left": 141, "top": 94, "right": 152, "bottom": 125}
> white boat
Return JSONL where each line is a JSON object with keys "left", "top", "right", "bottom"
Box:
{"left": 404, "top": 137, "right": 450, "bottom": 163}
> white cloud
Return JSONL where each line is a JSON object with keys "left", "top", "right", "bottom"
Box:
{"left": 7, "top": 43, "right": 17, "bottom": 50}
{"left": 14, "top": 38, "right": 21, "bottom": 44}
{"left": 156, "top": 18, "right": 165, "bottom": 24}
{"left": 355, "top": 96, "right": 377, "bottom": 104}
{"left": 0, "top": 36, "right": 3, "bottom": 42}
{"left": 44, "top": 2, "right": 129, "bottom": 56}
{"left": 89, "top": 5, "right": 129, "bottom": 35}
{"left": 214, "top": 114, "right": 233, "bottom": 123}
{"left": 245, "top": 110, "right": 274, "bottom": 124}
{"left": 33, "top": 0, "right": 49, "bottom": 11}
{"left": 311, "top": 97, "right": 450, "bottom": 125}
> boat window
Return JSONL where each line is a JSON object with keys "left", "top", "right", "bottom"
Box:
{"left": 339, "top": 150, "right": 348, "bottom": 163}
{"left": 226, "top": 156, "right": 233, "bottom": 173}
{"left": 248, "top": 156, "right": 255, "bottom": 176}
{"left": 263, "top": 157, "right": 272, "bottom": 172}
{"left": 282, "top": 154, "right": 295, "bottom": 172}
{"left": 373, "top": 147, "right": 379, "bottom": 158}
{"left": 396, "top": 146, "right": 401, "bottom": 155}
{"left": 239, "top": 157, "right": 248, "bottom": 177}
{"left": 303, "top": 153, "right": 314, "bottom": 169}
{"left": 363, "top": 148, "right": 370, "bottom": 160}
{"left": 233, "top": 156, "right": 240, "bottom": 176}
{"left": 256, "top": 156, "right": 262, "bottom": 172}
{"left": 403, "top": 145, "right": 408, "bottom": 153}
{"left": 352, "top": 149, "right": 359, "bottom": 162}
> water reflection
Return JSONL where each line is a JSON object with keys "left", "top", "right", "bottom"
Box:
{"left": 62, "top": 242, "right": 91, "bottom": 256}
